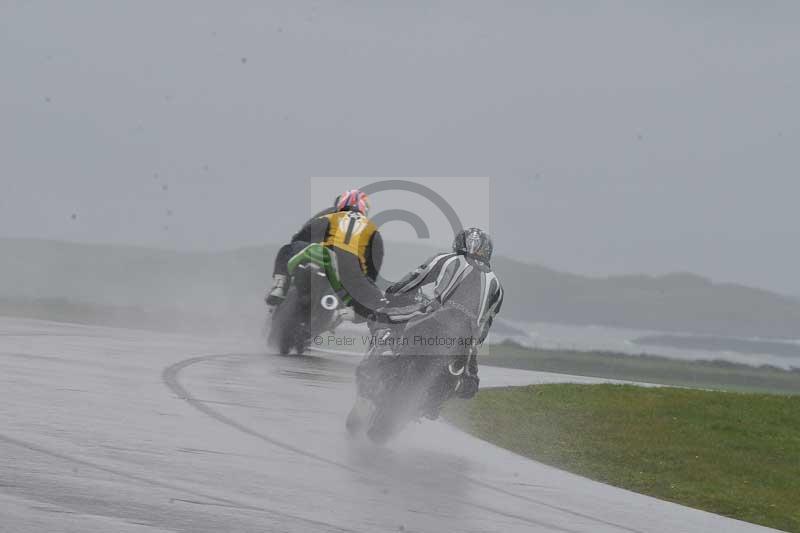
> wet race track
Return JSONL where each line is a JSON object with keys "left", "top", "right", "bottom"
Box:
{"left": 0, "top": 317, "right": 779, "bottom": 532}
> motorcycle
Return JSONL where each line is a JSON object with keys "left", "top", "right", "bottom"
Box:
{"left": 346, "top": 315, "right": 477, "bottom": 444}
{"left": 267, "top": 243, "right": 348, "bottom": 355}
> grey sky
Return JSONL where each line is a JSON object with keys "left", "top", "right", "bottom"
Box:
{"left": 1, "top": 1, "right": 798, "bottom": 294}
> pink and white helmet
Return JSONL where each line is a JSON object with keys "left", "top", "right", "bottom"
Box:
{"left": 335, "top": 189, "right": 370, "bottom": 215}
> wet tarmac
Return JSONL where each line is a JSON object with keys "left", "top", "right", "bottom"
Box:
{"left": 0, "top": 317, "right": 779, "bottom": 532}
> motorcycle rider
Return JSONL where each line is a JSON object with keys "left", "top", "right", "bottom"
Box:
{"left": 362, "top": 227, "right": 503, "bottom": 414}
{"left": 265, "top": 188, "right": 386, "bottom": 319}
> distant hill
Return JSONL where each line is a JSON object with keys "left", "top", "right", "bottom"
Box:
{"left": 2, "top": 238, "right": 799, "bottom": 339}
{"left": 492, "top": 256, "right": 800, "bottom": 338}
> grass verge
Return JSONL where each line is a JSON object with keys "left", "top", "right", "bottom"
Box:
{"left": 444, "top": 384, "right": 800, "bottom": 532}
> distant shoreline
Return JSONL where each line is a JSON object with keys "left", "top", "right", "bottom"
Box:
{"left": 484, "top": 340, "right": 800, "bottom": 395}
{"left": 634, "top": 333, "right": 800, "bottom": 358}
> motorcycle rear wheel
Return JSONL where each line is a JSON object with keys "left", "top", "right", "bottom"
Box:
{"left": 269, "top": 287, "right": 305, "bottom": 355}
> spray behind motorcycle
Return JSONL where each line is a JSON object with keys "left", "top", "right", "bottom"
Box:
{"left": 267, "top": 244, "right": 345, "bottom": 355}
{"left": 348, "top": 315, "right": 477, "bottom": 444}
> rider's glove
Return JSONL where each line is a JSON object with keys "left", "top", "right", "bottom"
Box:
{"left": 456, "top": 374, "right": 480, "bottom": 399}
{"left": 374, "top": 303, "right": 426, "bottom": 325}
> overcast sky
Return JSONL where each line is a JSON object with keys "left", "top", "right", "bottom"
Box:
{"left": 2, "top": 1, "right": 798, "bottom": 294}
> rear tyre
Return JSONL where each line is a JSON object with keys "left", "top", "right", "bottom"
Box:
{"left": 364, "top": 357, "right": 431, "bottom": 444}
{"left": 346, "top": 396, "right": 372, "bottom": 435}
{"left": 365, "top": 382, "right": 407, "bottom": 445}
{"left": 278, "top": 336, "right": 292, "bottom": 355}
{"left": 269, "top": 287, "right": 304, "bottom": 355}
{"left": 365, "top": 404, "right": 396, "bottom": 445}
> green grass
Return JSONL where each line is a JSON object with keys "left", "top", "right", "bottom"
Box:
{"left": 444, "top": 384, "right": 800, "bottom": 532}
{"left": 481, "top": 342, "right": 800, "bottom": 395}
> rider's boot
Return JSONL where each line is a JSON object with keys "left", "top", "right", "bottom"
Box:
{"left": 265, "top": 274, "right": 289, "bottom": 306}
{"left": 337, "top": 306, "right": 356, "bottom": 323}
